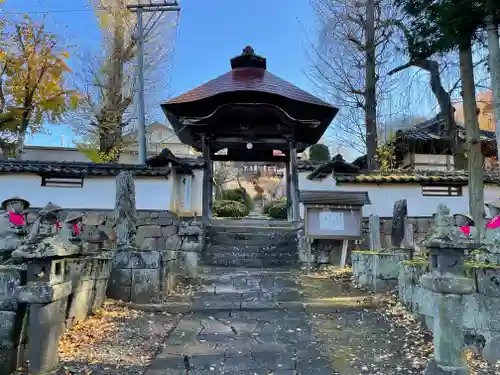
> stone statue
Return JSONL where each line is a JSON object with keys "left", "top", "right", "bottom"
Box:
{"left": 0, "top": 196, "right": 30, "bottom": 255}
{"left": 391, "top": 199, "right": 407, "bottom": 248}
{"left": 12, "top": 202, "right": 82, "bottom": 259}
{"left": 113, "top": 171, "right": 137, "bottom": 249}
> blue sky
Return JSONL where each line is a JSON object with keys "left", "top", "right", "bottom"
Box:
{"left": 6, "top": 0, "right": 324, "bottom": 147}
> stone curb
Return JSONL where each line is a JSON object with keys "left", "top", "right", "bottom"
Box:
{"left": 116, "top": 299, "right": 384, "bottom": 314}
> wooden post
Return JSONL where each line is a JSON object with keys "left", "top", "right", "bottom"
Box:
{"left": 202, "top": 136, "right": 213, "bottom": 220}
{"left": 368, "top": 214, "right": 381, "bottom": 251}
{"left": 285, "top": 159, "right": 291, "bottom": 221}
{"left": 340, "top": 239, "right": 349, "bottom": 268}
{"left": 289, "top": 139, "right": 300, "bottom": 222}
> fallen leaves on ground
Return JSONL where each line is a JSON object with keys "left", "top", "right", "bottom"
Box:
{"left": 13, "top": 300, "right": 182, "bottom": 375}
{"left": 380, "top": 291, "right": 500, "bottom": 375}
{"left": 297, "top": 266, "right": 500, "bottom": 375}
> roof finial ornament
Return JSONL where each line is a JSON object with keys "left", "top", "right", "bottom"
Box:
{"left": 242, "top": 46, "right": 255, "bottom": 56}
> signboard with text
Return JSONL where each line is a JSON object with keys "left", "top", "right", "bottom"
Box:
{"left": 304, "top": 205, "right": 362, "bottom": 239}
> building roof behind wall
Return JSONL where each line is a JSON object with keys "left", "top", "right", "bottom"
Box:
{"left": 333, "top": 170, "right": 500, "bottom": 184}
{"left": 0, "top": 160, "right": 172, "bottom": 177}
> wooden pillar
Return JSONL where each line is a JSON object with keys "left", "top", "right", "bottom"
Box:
{"left": 202, "top": 136, "right": 213, "bottom": 220}
{"left": 285, "top": 158, "right": 291, "bottom": 221}
{"left": 289, "top": 139, "right": 300, "bottom": 222}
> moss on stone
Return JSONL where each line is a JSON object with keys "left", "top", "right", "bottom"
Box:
{"left": 352, "top": 250, "right": 397, "bottom": 255}
{"left": 465, "top": 261, "right": 500, "bottom": 270}
{"left": 401, "top": 259, "right": 428, "bottom": 267}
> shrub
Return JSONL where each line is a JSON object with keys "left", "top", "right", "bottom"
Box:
{"left": 213, "top": 200, "right": 249, "bottom": 218}
{"left": 309, "top": 143, "right": 330, "bottom": 162}
{"left": 263, "top": 198, "right": 286, "bottom": 215}
{"left": 265, "top": 200, "right": 288, "bottom": 219}
{"left": 221, "top": 188, "right": 254, "bottom": 210}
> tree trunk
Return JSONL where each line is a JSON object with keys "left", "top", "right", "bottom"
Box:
{"left": 365, "top": 0, "right": 378, "bottom": 170}
{"left": 99, "top": 12, "right": 126, "bottom": 162}
{"left": 459, "top": 42, "right": 484, "bottom": 236}
{"left": 413, "top": 60, "right": 466, "bottom": 169}
{"left": 486, "top": 14, "right": 500, "bottom": 160}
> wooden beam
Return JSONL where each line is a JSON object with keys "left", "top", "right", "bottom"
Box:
{"left": 289, "top": 140, "right": 300, "bottom": 221}
{"left": 212, "top": 154, "right": 288, "bottom": 162}
{"left": 202, "top": 136, "right": 213, "bottom": 220}
{"left": 286, "top": 162, "right": 291, "bottom": 221}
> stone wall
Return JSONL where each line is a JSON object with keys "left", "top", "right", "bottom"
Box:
{"left": 0, "top": 209, "right": 205, "bottom": 373}
{"left": 351, "top": 251, "right": 409, "bottom": 292}
{"left": 398, "top": 261, "right": 500, "bottom": 361}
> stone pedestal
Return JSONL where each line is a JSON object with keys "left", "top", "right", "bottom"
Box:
{"left": 16, "top": 280, "right": 72, "bottom": 375}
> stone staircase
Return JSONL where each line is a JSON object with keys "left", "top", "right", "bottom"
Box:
{"left": 204, "top": 219, "right": 299, "bottom": 267}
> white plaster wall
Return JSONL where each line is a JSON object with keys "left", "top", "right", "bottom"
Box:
{"left": 0, "top": 174, "right": 172, "bottom": 210}
{"left": 298, "top": 171, "right": 500, "bottom": 218}
{"left": 190, "top": 169, "right": 204, "bottom": 216}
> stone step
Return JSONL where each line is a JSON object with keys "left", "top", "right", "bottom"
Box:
{"left": 206, "top": 232, "right": 297, "bottom": 246}
{"left": 203, "top": 257, "right": 298, "bottom": 268}
{"left": 209, "top": 219, "right": 297, "bottom": 228}
{"left": 207, "top": 225, "right": 298, "bottom": 235}
{"left": 204, "top": 244, "right": 297, "bottom": 255}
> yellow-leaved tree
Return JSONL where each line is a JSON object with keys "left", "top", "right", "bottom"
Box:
{"left": 0, "top": 16, "right": 79, "bottom": 156}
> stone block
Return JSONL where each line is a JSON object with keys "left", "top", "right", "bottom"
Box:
{"left": 0, "top": 346, "right": 25, "bottom": 375}
{"left": 475, "top": 267, "right": 500, "bottom": 297}
{"left": 161, "top": 225, "right": 178, "bottom": 237}
{"left": 28, "top": 299, "right": 67, "bottom": 374}
{"left": 0, "top": 265, "right": 25, "bottom": 311}
{"left": 137, "top": 225, "right": 162, "bottom": 240}
{"left": 0, "top": 311, "right": 16, "bottom": 348}
{"left": 156, "top": 217, "right": 174, "bottom": 226}
{"left": 165, "top": 234, "right": 182, "bottom": 250}
{"left": 66, "top": 288, "right": 93, "bottom": 326}
{"left": 83, "top": 212, "right": 106, "bottom": 226}
{"left": 127, "top": 251, "right": 160, "bottom": 269}
{"left": 106, "top": 269, "right": 132, "bottom": 301}
{"left": 16, "top": 282, "right": 72, "bottom": 304}
{"left": 140, "top": 237, "right": 157, "bottom": 250}
{"left": 131, "top": 269, "right": 160, "bottom": 304}
{"left": 376, "top": 253, "right": 408, "bottom": 280}
{"left": 183, "top": 251, "right": 199, "bottom": 279}
{"left": 91, "top": 279, "right": 108, "bottom": 311}
{"left": 109, "top": 269, "right": 132, "bottom": 287}
{"left": 112, "top": 250, "right": 131, "bottom": 269}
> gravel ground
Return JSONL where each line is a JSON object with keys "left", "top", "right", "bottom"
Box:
{"left": 296, "top": 266, "right": 500, "bottom": 375}
{"left": 12, "top": 300, "right": 183, "bottom": 375}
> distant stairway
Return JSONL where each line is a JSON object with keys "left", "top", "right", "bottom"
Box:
{"left": 204, "top": 219, "right": 299, "bottom": 267}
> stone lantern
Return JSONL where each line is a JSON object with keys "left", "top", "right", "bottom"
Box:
{"left": 12, "top": 202, "right": 81, "bottom": 375}
{"left": 421, "top": 204, "right": 477, "bottom": 375}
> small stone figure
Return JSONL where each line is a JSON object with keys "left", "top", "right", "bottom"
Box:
{"left": 113, "top": 171, "right": 137, "bottom": 249}
{"left": 0, "top": 196, "right": 30, "bottom": 255}
{"left": 12, "top": 202, "right": 82, "bottom": 259}
{"left": 453, "top": 213, "right": 475, "bottom": 236}
{"left": 485, "top": 200, "right": 500, "bottom": 229}
{"left": 64, "top": 212, "right": 84, "bottom": 242}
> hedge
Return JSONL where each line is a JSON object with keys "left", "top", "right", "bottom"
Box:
{"left": 265, "top": 199, "right": 288, "bottom": 219}
{"left": 221, "top": 188, "right": 254, "bottom": 210}
{"left": 212, "top": 200, "right": 250, "bottom": 218}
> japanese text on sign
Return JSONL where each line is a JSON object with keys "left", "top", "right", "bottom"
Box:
{"left": 319, "top": 211, "right": 345, "bottom": 231}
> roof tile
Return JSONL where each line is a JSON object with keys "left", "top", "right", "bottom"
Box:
{"left": 165, "top": 68, "right": 333, "bottom": 108}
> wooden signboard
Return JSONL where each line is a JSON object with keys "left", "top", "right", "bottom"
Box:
{"left": 304, "top": 205, "right": 363, "bottom": 240}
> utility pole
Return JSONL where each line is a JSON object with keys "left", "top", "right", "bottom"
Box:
{"left": 127, "top": 1, "right": 180, "bottom": 164}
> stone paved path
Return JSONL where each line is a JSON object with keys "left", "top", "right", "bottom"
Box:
{"left": 145, "top": 267, "right": 335, "bottom": 375}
